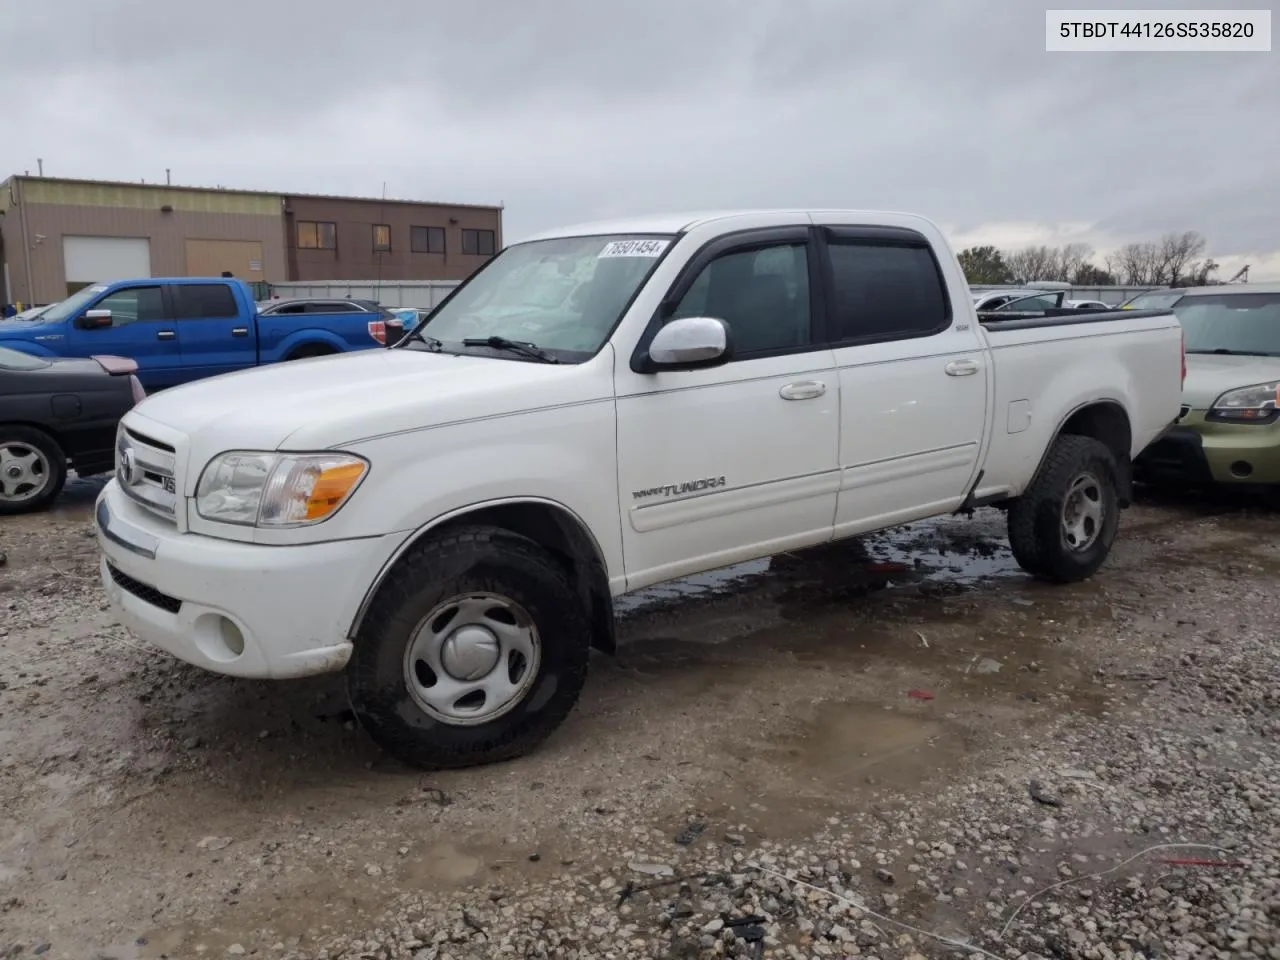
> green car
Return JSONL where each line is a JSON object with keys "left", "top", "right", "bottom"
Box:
{"left": 1135, "top": 283, "right": 1280, "bottom": 488}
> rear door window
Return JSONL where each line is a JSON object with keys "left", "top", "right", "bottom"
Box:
{"left": 174, "top": 284, "right": 239, "bottom": 320}
{"left": 825, "top": 242, "right": 949, "bottom": 343}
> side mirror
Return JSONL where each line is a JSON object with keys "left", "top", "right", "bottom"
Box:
{"left": 646, "top": 316, "right": 731, "bottom": 370}
{"left": 383, "top": 319, "right": 406, "bottom": 347}
{"left": 77, "top": 309, "right": 112, "bottom": 330}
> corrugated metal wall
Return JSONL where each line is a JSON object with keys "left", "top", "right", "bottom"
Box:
{"left": 15, "top": 201, "right": 287, "bottom": 303}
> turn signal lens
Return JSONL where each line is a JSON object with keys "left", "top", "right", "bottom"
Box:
{"left": 305, "top": 462, "right": 368, "bottom": 520}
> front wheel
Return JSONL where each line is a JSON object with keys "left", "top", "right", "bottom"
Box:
{"left": 347, "top": 525, "right": 592, "bottom": 770}
{"left": 1007, "top": 435, "right": 1120, "bottom": 583}
{"left": 0, "top": 426, "right": 68, "bottom": 516}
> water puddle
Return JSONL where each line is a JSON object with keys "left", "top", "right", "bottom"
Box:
{"left": 616, "top": 510, "right": 1022, "bottom": 632}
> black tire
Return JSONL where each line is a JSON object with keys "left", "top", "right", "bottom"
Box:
{"left": 0, "top": 425, "right": 68, "bottom": 517}
{"left": 287, "top": 344, "right": 334, "bottom": 361}
{"left": 347, "top": 525, "right": 592, "bottom": 770}
{"left": 1007, "top": 435, "right": 1120, "bottom": 584}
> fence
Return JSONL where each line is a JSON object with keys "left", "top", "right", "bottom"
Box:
{"left": 267, "top": 280, "right": 461, "bottom": 309}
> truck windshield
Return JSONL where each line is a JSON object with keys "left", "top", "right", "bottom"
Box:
{"left": 37, "top": 285, "right": 109, "bottom": 325}
{"left": 1177, "top": 292, "right": 1280, "bottom": 357}
{"left": 415, "top": 234, "right": 675, "bottom": 360}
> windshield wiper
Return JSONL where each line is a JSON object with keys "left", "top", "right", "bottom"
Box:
{"left": 403, "top": 325, "right": 443, "bottom": 351}
{"left": 1186, "top": 348, "right": 1280, "bottom": 357}
{"left": 461, "top": 336, "right": 560, "bottom": 364}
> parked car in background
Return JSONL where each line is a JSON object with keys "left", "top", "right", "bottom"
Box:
{"left": 257, "top": 297, "right": 387, "bottom": 318}
{"left": 94, "top": 207, "right": 1184, "bottom": 770}
{"left": 1120, "top": 290, "right": 1182, "bottom": 310}
{"left": 1065, "top": 299, "right": 1112, "bottom": 311}
{"left": 971, "top": 289, "right": 1042, "bottom": 310}
{"left": 1135, "top": 283, "right": 1280, "bottom": 489}
{"left": 6, "top": 305, "right": 52, "bottom": 323}
{"left": 986, "top": 291, "right": 1068, "bottom": 313}
{"left": 0, "top": 279, "right": 399, "bottom": 391}
{"left": 0, "top": 346, "right": 144, "bottom": 515}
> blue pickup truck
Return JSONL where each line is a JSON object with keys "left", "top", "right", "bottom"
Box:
{"left": 0, "top": 278, "right": 399, "bottom": 390}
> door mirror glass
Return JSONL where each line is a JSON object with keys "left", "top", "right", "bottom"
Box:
{"left": 647, "top": 316, "right": 731, "bottom": 369}
{"left": 77, "top": 309, "right": 113, "bottom": 329}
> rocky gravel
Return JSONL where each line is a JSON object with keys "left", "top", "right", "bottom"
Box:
{"left": 1, "top": 484, "right": 1278, "bottom": 959}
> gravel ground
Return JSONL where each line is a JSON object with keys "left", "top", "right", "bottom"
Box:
{"left": 1, "top": 479, "right": 1278, "bottom": 959}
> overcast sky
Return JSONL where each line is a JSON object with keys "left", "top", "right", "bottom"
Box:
{"left": 5, "top": 0, "right": 1278, "bottom": 279}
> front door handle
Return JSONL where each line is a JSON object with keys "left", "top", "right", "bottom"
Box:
{"left": 231, "top": 327, "right": 249, "bottom": 337}
{"left": 156, "top": 330, "right": 176, "bottom": 341}
{"left": 779, "top": 380, "right": 827, "bottom": 401}
{"left": 944, "top": 359, "right": 979, "bottom": 377}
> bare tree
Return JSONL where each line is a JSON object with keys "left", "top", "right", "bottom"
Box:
{"left": 1156, "top": 231, "right": 1208, "bottom": 285}
{"left": 1060, "top": 243, "right": 1094, "bottom": 283}
{"left": 1109, "top": 242, "right": 1162, "bottom": 285}
{"left": 995, "top": 232, "right": 1212, "bottom": 288}
{"left": 1005, "top": 246, "right": 1057, "bottom": 283}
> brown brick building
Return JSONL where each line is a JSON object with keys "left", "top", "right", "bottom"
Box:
{"left": 285, "top": 193, "right": 502, "bottom": 284}
{"left": 0, "top": 175, "right": 503, "bottom": 306}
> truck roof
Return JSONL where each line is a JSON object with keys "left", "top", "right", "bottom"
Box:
{"left": 517, "top": 209, "right": 940, "bottom": 243}
{"left": 81, "top": 276, "right": 251, "bottom": 287}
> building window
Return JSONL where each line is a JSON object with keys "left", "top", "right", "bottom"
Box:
{"left": 374, "top": 224, "right": 392, "bottom": 253}
{"left": 461, "top": 228, "right": 497, "bottom": 256}
{"left": 411, "top": 226, "right": 446, "bottom": 254}
{"left": 297, "top": 221, "right": 336, "bottom": 250}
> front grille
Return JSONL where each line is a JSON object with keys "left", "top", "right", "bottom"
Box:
{"left": 118, "top": 428, "right": 179, "bottom": 521}
{"left": 107, "top": 562, "right": 182, "bottom": 614}
{"left": 126, "top": 428, "right": 174, "bottom": 453}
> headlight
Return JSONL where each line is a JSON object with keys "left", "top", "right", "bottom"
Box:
{"left": 195, "top": 451, "right": 369, "bottom": 526}
{"left": 1208, "top": 381, "right": 1280, "bottom": 423}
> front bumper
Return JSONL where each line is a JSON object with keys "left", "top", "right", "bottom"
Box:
{"left": 1135, "top": 410, "right": 1280, "bottom": 487}
{"left": 95, "top": 481, "right": 407, "bottom": 679}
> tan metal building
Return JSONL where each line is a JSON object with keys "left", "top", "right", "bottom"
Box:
{"left": 0, "top": 177, "right": 287, "bottom": 306}
{"left": 0, "top": 176, "right": 505, "bottom": 307}
{"left": 284, "top": 192, "right": 503, "bottom": 284}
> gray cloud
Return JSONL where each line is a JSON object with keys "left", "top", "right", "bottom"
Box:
{"left": 6, "top": 0, "right": 1277, "bottom": 274}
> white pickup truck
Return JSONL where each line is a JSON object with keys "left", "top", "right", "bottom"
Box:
{"left": 94, "top": 209, "right": 1185, "bottom": 769}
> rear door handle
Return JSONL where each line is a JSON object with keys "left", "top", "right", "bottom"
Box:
{"left": 156, "top": 330, "right": 176, "bottom": 341}
{"left": 944, "top": 359, "right": 979, "bottom": 377}
{"left": 779, "top": 380, "right": 827, "bottom": 401}
{"left": 231, "top": 327, "right": 249, "bottom": 337}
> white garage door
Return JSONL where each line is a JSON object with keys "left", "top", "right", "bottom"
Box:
{"left": 63, "top": 236, "right": 152, "bottom": 284}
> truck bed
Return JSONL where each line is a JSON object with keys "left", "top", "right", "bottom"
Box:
{"left": 973, "top": 307, "right": 1184, "bottom": 504}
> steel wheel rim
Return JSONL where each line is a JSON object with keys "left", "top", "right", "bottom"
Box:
{"left": 1061, "top": 471, "right": 1104, "bottom": 552}
{"left": 403, "top": 592, "right": 542, "bottom": 726}
{"left": 0, "top": 441, "right": 52, "bottom": 503}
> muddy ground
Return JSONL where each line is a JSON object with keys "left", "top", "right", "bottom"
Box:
{"left": 1, "top": 478, "right": 1278, "bottom": 959}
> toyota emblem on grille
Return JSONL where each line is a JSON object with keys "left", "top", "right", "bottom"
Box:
{"left": 117, "top": 437, "right": 142, "bottom": 486}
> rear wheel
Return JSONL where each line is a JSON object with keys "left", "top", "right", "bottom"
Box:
{"left": 1007, "top": 435, "right": 1120, "bottom": 583}
{"left": 347, "top": 525, "right": 592, "bottom": 770}
{"left": 0, "top": 426, "right": 67, "bottom": 516}
{"left": 287, "top": 344, "right": 335, "bottom": 361}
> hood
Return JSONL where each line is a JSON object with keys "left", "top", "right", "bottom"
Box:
{"left": 1182, "top": 353, "right": 1280, "bottom": 409}
{"left": 0, "top": 318, "right": 64, "bottom": 341}
{"left": 129, "top": 347, "right": 613, "bottom": 454}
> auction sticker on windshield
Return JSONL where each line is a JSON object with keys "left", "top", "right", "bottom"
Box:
{"left": 599, "top": 239, "right": 669, "bottom": 258}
